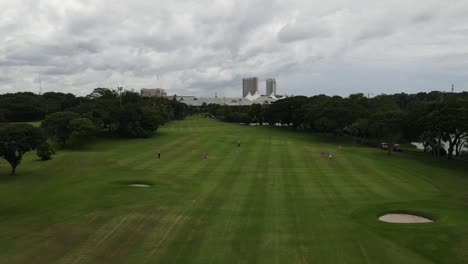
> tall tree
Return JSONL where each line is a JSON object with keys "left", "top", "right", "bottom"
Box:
{"left": 369, "top": 111, "right": 404, "bottom": 154}
{"left": 0, "top": 124, "right": 45, "bottom": 174}
{"left": 113, "top": 105, "right": 162, "bottom": 138}
{"left": 68, "top": 118, "right": 97, "bottom": 144}
{"left": 41, "top": 111, "right": 82, "bottom": 145}
{"left": 0, "top": 92, "right": 45, "bottom": 121}
{"left": 431, "top": 100, "right": 468, "bottom": 159}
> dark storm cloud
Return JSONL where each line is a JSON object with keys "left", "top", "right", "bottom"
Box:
{"left": 0, "top": 0, "right": 468, "bottom": 95}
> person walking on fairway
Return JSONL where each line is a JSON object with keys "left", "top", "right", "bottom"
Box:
{"left": 157, "top": 149, "right": 161, "bottom": 159}
{"left": 237, "top": 140, "right": 241, "bottom": 148}
{"left": 328, "top": 151, "right": 333, "bottom": 160}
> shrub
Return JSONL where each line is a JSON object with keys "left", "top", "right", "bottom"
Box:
{"left": 36, "top": 142, "right": 54, "bottom": 161}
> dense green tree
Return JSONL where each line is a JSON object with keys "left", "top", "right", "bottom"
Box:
{"left": 0, "top": 124, "right": 45, "bottom": 174}
{"left": 41, "top": 111, "right": 82, "bottom": 145}
{"left": 436, "top": 100, "right": 468, "bottom": 159}
{"left": 0, "top": 92, "right": 45, "bottom": 121}
{"left": 86, "top": 88, "right": 118, "bottom": 99}
{"left": 249, "top": 104, "right": 264, "bottom": 124}
{"left": 68, "top": 118, "right": 97, "bottom": 144}
{"left": 344, "top": 118, "right": 371, "bottom": 143}
{"left": 113, "top": 105, "right": 162, "bottom": 138}
{"left": 170, "top": 97, "right": 188, "bottom": 119}
{"left": 42, "top": 92, "right": 80, "bottom": 114}
{"left": 0, "top": 109, "right": 8, "bottom": 123}
{"left": 305, "top": 96, "right": 365, "bottom": 134}
{"left": 0, "top": 88, "right": 186, "bottom": 140}
{"left": 419, "top": 130, "right": 439, "bottom": 154}
{"left": 369, "top": 111, "right": 405, "bottom": 154}
{"left": 313, "top": 117, "right": 338, "bottom": 133}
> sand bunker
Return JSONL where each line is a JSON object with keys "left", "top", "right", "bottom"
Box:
{"left": 128, "top": 184, "right": 151, "bottom": 188}
{"left": 378, "top": 213, "right": 434, "bottom": 223}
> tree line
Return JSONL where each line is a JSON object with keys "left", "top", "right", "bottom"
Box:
{"left": 193, "top": 91, "right": 468, "bottom": 160}
{"left": 0, "top": 88, "right": 187, "bottom": 174}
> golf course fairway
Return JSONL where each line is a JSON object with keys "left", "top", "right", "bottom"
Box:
{"left": 1, "top": 116, "right": 467, "bottom": 263}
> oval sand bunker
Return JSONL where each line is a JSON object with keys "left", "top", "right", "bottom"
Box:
{"left": 128, "top": 184, "right": 151, "bottom": 188}
{"left": 378, "top": 214, "right": 434, "bottom": 223}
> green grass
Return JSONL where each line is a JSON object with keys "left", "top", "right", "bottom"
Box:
{"left": 4, "top": 121, "right": 42, "bottom": 127}
{"left": 1, "top": 116, "right": 467, "bottom": 263}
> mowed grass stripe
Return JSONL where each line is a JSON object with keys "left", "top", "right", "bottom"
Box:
{"left": 227, "top": 137, "right": 269, "bottom": 263}
{"left": 298, "top": 145, "right": 366, "bottom": 262}
{"left": 151, "top": 132, "right": 259, "bottom": 262}
{"left": 278, "top": 139, "right": 313, "bottom": 263}
{"left": 349, "top": 153, "right": 431, "bottom": 201}
{"left": 247, "top": 134, "right": 293, "bottom": 263}
{"left": 293, "top": 140, "right": 364, "bottom": 262}
{"left": 189, "top": 136, "right": 261, "bottom": 263}
{"left": 127, "top": 120, "right": 252, "bottom": 262}
{"left": 331, "top": 151, "right": 392, "bottom": 201}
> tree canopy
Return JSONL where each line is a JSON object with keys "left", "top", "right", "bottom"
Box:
{"left": 0, "top": 123, "right": 45, "bottom": 174}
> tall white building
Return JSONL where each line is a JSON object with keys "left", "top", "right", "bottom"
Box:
{"left": 266, "top": 78, "right": 276, "bottom": 96}
{"left": 242, "top": 77, "right": 258, "bottom": 98}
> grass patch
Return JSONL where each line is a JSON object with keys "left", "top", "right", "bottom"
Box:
{"left": 1, "top": 116, "right": 467, "bottom": 263}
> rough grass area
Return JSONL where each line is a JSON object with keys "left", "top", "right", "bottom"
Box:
{"left": 5, "top": 121, "right": 42, "bottom": 127}
{"left": 1, "top": 116, "right": 468, "bottom": 263}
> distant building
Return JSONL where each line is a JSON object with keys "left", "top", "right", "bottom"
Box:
{"left": 266, "top": 78, "right": 276, "bottom": 96}
{"left": 174, "top": 95, "right": 278, "bottom": 106}
{"left": 140, "top": 88, "right": 167, "bottom": 97}
{"left": 242, "top": 77, "right": 258, "bottom": 98}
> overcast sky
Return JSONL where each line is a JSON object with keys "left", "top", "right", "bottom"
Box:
{"left": 1, "top": 0, "right": 468, "bottom": 97}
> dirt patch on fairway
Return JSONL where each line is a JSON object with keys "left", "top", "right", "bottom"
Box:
{"left": 378, "top": 213, "right": 434, "bottom": 223}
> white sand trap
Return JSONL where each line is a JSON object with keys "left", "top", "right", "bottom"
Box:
{"left": 379, "top": 214, "right": 434, "bottom": 223}
{"left": 128, "top": 184, "right": 151, "bottom": 188}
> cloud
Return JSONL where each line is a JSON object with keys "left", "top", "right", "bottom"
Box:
{"left": 0, "top": 0, "right": 468, "bottom": 96}
{"left": 356, "top": 23, "right": 395, "bottom": 41}
{"left": 278, "top": 19, "right": 331, "bottom": 43}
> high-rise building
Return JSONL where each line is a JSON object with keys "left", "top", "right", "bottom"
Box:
{"left": 266, "top": 78, "right": 276, "bottom": 96}
{"left": 242, "top": 77, "right": 258, "bottom": 98}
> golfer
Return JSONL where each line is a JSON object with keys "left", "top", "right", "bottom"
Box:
{"left": 157, "top": 149, "right": 161, "bottom": 159}
{"left": 237, "top": 140, "right": 241, "bottom": 148}
{"left": 328, "top": 152, "right": 333, "bottom": 160}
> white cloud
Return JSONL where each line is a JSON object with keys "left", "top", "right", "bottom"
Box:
{"left": 278, "top": 19, "right": 332, "bottom": 43}
{"left": 0, "top": 0, "right": 468, "bottom": 96}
